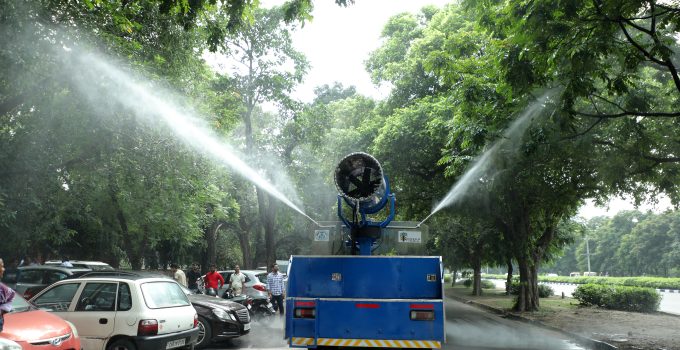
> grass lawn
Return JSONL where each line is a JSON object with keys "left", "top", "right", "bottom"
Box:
{"left": 445, "top": 284, "right": 579, "bottom": 317}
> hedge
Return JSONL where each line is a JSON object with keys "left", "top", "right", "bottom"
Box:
{"left": 572, "top": 284, "right": 660, "bottom": 312}
{"left": 483, "top": 274, "right": 680, "bottom": 290}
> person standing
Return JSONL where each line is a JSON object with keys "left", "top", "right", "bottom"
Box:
{"left": 229, "top": 265, "right": 246, "bottom": 296}
{"left": 203, "top": 264, "right": 224, "bottom": 297}
{"left": 266, "top": 263, "right": 285, "bottom": 316}
{"left": 170, "top": 264, "right": 187, "bottom": 287}
{"left": 0, "top": 258, "right": 16, "bottom": 332}
{"left": 186, "top": 264, "right": 202, "bottom": 293}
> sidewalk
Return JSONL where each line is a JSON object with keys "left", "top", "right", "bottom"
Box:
{"left": 445, "top": 285, "right": 680, "bottom": 350}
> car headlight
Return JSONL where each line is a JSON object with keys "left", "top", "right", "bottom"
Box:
{"left": 65, "top": 320, "right": 79, "bottom": 338}
{"left": 212, "top": 308, "right": 234, "bottom": 321}
{"left": 0, "top": 338, "right": 22, "bottom": 350}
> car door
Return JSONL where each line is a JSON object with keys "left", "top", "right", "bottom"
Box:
{"left": 31, "top": 281, "right": 82, "bottom": 314}
{"left": 67, "top": 281, "right": 119, "bottom": 350}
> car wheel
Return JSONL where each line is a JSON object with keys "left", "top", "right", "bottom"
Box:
{"left": 106, "top": 338, "right": 136, "bottom": 350}
{"left": 196, "top": 316, "right": 212, "bottom": 349}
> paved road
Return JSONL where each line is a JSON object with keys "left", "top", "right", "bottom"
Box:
{"left": 205, "top": 297, "right": 587, "bottom": 350}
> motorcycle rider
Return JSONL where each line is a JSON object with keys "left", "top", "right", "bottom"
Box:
{"left": 203, "top": 264, "right": 224, "bottom": 297}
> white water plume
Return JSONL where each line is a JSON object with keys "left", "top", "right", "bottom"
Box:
{"left": 420, "top": 90, "right": 558, "bottom": 226}
{"left": 74, "top": 51, "right": 319, "bottom": 226}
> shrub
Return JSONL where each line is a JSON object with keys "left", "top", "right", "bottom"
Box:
{"left": 462, "top": 279, "right": 496, "bottom": 289}
{"left": 508, "top": 281, "right": 553, "bottom": 298}
{"left": 481, "top": 279, "right": 496, "bottom": 289}
{"left": 538, "top": 284, "right": 554, "bottom": 298}
{"left": 573, "top": 284, "right": 660, "bottom": 312}
{"left": 444, "top": 274, "right": 452, "bottom": 283}
{"left": 572, "top": 284, "right": 607, "bottom": 306}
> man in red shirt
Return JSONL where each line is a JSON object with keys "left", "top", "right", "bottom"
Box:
{"left": 203, "top": 264, "right": 224, "bottom": 297}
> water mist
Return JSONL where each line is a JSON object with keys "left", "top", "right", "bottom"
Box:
{"left": 419, "top": 90, "right": 559, "bottom": 226}
{"left": 72, "top": 50, "right": 319, "bottom": 226}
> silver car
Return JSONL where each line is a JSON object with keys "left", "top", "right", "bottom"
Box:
{"left": 214, "top": 270, "right": 269, "bottom": 299}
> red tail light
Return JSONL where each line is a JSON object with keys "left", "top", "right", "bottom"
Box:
{"left": 138, "top": 319, "right": 159, "bottom": 336}
{"left": 194, "top": 313, "right": 198, "bottom": 328}
{"left": 294, "top": 308, "right": 316, "bottom": 318}
{"left": 253, "top": 284, "right": 266, "bottom": 292}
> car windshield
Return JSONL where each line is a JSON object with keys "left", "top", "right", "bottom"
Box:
{"left": 141, "top": 281, "right": 191, "bottom": 309}
{"left": 10, "top": 294, "right": 33, "bottom": 313}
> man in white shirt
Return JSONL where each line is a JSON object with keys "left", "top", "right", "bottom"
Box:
{"left": 171, "top": 264, "right": 187, "bottom": 287}
{"left": 229, "top": 265, "right": 246, "bottom": 296}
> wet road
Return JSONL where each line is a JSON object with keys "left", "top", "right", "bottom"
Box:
{"left": 205, "top": 296, "right": 587, "bottom": 350}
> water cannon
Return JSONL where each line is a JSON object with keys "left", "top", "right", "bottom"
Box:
{"left": 335, "top": 152, "right": 395, "bottom": 255}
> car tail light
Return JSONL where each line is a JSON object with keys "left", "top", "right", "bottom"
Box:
{"left": 294, "top": 308, "right": 316, "bottom": 318}
{"left": 138, "top": 319, "right": 158, "bottom": 336}
{"left": 253, "top": 284, "right": 266, "bottom": 292}
{"left": 410, "top": 310, "right": 434, "bottom": 321}
{"left": 194, "top": 313, "right": 198, "bottom": 328}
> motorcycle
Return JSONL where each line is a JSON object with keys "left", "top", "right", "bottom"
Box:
{"left": 223, "top": 289, "right": 276, "bottom": 321}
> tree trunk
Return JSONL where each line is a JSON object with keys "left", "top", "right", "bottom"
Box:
{"left": 204, "top": 222, "right": 222, "bottom": 268}
{"left": 514, "top": 256, "right": 539, "bottom": 311}
{"left": 506, "top": 259, "right": 513, "bottom": 295}
{"left": 237, "top": 215, "right": 252, "bottom": 269}
{"left": 472, "top": 259, "right": 482, "bottom": 296}
{"left": 451, "top": 268, "right": 457, "bottom": 286}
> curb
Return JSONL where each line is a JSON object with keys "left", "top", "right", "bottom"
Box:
{"left": 446, "top": 293, "right": 617, "bottom": 350}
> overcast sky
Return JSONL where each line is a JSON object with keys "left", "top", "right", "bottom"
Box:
{"left": 259, "top": 0, "right": 674, "bottom": 219}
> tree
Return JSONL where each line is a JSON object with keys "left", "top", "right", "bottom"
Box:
{"left": 215, "top": 5, "right": 309, "bottom": 268}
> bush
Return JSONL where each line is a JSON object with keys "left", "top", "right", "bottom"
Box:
{"left": 481, "top": 279, "right": 496, "bottom": 289}
{"left": 444, "top": 274, "right": 452, "bottom": 283}
{"left": 573, "top": 284, "right": 660, "bottom": 312}
{"left": 538, "top": 284, "right": 554, "bottom": 297}
{"left": 508, "top": 281, "right": 553, "bottom": 298}
{"left": 462, "top": 279, "right": 496, "bottom": 289}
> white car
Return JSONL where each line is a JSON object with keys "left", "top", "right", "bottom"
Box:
{"left": 29, "top": 276, "right": 199, "bottom": 350}
{"left": 44, "top": 260, "right": 115, "bottom": 271}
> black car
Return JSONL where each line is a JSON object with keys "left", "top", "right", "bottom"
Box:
{"left": 73, "top": 269, "right": 251, "bottom": 348}
{"left": 184, "top": 288, "right": 251, "bottom": 348}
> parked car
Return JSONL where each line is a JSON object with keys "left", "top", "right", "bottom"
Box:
{"left": 0, "top": 293, "right": 81, "bottom": 350}
{"left": 10, "top": 265, "right": 91, "bottom": 299}
{"left": 29, "top": 275, "right": 199, "bottom": 350}
{"left": 181, "top": 286, "right": 251, "bottom": 348}
{"left": 44, "top": 260, "right": 114, "bottom": 271}
{"left": 210, "top": 270, "right": 268, "bottom": 299}
{"left": 70, "top": 269, "right": 251, "bottom": 348}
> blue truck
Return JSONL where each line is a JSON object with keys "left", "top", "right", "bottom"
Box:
{"left": 285, "top": 153, "right": 446, "bottom": 349}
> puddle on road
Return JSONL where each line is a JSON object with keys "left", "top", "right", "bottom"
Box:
{"left": 446, "top": 320, "right": 587, "bottom": 350}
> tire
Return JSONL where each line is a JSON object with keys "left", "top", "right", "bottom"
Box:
{"left": 106, "top": 338, "right": 136, "bottom": 350}
{"left": 196, "top": 316, "right": 212, "bottom": 349}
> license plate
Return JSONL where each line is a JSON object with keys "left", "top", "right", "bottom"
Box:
{"left": 244, "top": 323, "right": 251, "bottom": 331}
{"left": 166, "top": 339, "right": 185, "bottom": 349}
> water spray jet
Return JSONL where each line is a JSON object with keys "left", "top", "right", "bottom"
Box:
{"left": 75, "top": 51, "right": 321, "bottom": 225}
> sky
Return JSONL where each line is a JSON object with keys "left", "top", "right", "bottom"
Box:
{"left": 259, "top": 0, "right": 675, "bottom": 219}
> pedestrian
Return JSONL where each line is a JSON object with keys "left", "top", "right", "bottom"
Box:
{"left": 60, "top": 256, "right": 73, "bottom": 267}
{"left": 170, "top": 264, "right": 187, "bottom": 287}
{"left": 266, "top": 263, "right": 285, "bottom": 316}
{"left": 0, "top": 257, "right": 16, "bottom": 332}
{"left": 203, "top": 264, "right": 224, "bottom": 297}
{"left": 186, "top": 264, "right": 202, "bottom": 293}
{"left": 229, "top": 265, "right": 246, "bottom": 296}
